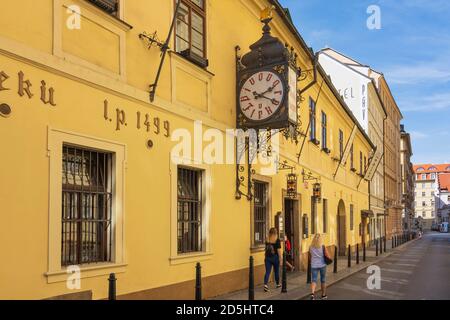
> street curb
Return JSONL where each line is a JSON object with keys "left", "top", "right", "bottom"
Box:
{"left": 294, "top": 238, "right": 420, "bottom": 301}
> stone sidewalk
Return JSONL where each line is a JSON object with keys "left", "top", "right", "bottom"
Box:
{"left": 211, "top": 238, "right": 417, "bottom": 300}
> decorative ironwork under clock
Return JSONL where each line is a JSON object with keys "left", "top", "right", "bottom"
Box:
{"left": 236, "top": 8, "right": 301, "bottom": 130}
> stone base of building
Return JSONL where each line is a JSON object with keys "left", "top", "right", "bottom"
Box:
{"left": 117, "top": 264, "right": 267, "bottom": 300}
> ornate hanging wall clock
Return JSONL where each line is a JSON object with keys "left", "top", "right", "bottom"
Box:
{"left": 236, "top": 12, "right": 300, "bottom": 130}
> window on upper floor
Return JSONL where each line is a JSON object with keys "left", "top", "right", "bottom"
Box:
{"left": 321, "top": 111, "right": 327, "bottom": 150}
{"left": 417, "top": 167, "right": 424, "bottom": 172}
{"left": 359, "top": 151, "right": 363, "bottom": 175}
{"left": 175, "top": 0, "right": 208, "bottom": 68}
{"left": 87, "top": 0, "right": 119, "bottom": 16}
{"left": 431, "top": 173, "right": 436, "bottom": 179}
{"left": 309, "top": 98, "right": 317, "bottom": 142}
{"left": 422, "top": 192, "right": 425, "bottom": 197}
{"left": 421, "top": 174, "right": 426, "bottom": 180}
{"left": 350, "top": 144, "right": 355, "bottom": 170}
{"left": 339, "top": 129, "right": 344, "bottom": 159}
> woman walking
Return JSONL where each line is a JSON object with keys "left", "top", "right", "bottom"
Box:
{"left": 264, "top": 228, "right": 282, "bottom": 292}
{"left": 309, "top": 234, "right": 331, "bottom": 300}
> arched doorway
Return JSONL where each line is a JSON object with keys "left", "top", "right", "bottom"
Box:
{"left": 337, "top": 200, "right": 346, "bottom": 256}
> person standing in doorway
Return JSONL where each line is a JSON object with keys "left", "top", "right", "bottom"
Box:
{"left": 309, "top": 234, "right": 330, "bottom": 300}
{"left": 264, "top": 228, "right": 282, "bottom": 292}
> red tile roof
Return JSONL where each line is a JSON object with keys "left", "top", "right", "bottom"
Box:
{"left": 438, "top": 173, "right": 450, "bottom": 191}
{"left": 413, "top": 163, "right": 450, "bottom": 173}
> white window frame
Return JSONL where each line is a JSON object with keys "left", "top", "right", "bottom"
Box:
{"left": 45, "top": 127, "right": 127, "bottom": 283}
{"left": 169, "top": 155, "right": 212, "bottom": 264}
{"left": 251, "top": 174, "right": 272, "bottom": 250}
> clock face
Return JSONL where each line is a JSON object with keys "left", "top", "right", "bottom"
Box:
{"left": 239, "top": 70, "right": 285, "bottom": 122}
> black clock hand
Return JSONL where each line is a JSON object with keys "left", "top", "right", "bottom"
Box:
{"left": 259, "top": 94, "right": 279, "bottom": 104}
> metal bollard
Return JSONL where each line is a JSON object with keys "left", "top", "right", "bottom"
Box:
{"left": 347, "top": 244, "right": 351, "bottom": 268}
{"left": 333, "top": 246, "right": 338, "bottom": 274}
{"left": 375, "top": 238, "right": 378, "bottom": 256}
{"left": 281, "top": 251, "right": 287, "bottom": 293}
{"left": 195, "top": 263, "right": 202, "bottom": 301}
{"left": 363, "top": 242, "right": 366, "bottom": 262}
{"left": 248, "top": 256, "right": 254, "bottom": 300}
{"left": 108, "top": 273, "right": 116, "bottom": 301}
{"left": 384, "top": 236, "right": 387, "bottom": 253}
{"left": 356, "top": 243, "right": 359, "bottom": 264}
{"left": 307, "top": 253, "right": 312, "bottom": 284}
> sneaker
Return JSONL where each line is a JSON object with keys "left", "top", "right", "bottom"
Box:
{"left": 264, "top": 285, "right": 269, "bottom": 292}
{"left": 276, "top": 283, "right": 282, "bottom": 289}
{"left": 309, "top": 294, "right": 315, "bottom": 300}
{"left": 321, "top": 295, "right": 328, "bottom": 300}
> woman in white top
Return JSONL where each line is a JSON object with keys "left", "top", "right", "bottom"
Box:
{"left": 309, "top": 234, "right": 331, "bottom": 300}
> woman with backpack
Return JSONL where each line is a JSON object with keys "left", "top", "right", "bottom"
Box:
{"left": 309, "top": 233, "right": 332, "bottom": 300}
{"left": 264, "top": 228, "right": 282, "bottom": 292}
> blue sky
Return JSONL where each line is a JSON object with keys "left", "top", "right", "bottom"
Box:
{"left": 279, "top": 0, "right": 450, "bottom": 164}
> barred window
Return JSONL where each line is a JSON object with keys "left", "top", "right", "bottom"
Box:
{"left": 253, "top": 181, "right": 268, "bottom": 246}
{"left": 87, "top": 0, "right": 119, "bottom": 16}
{"left": 62, "top": 145, "right": 113, "bottom": 266}
{"left": 175, "top": 0, "right": 208, "bottom": 67}
{"left": 177, "top": 167, "right": 203, "bottom": 254}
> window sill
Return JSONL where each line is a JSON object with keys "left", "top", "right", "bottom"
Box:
{"left": 169, "top": 252, "right": 213, "bottom": 265}
{"left": 309, "top": 139, "right": 320, "bottom": 147}
{"left": 171, "top": 52, "right": 215, "bottom": 77}
{"left": 82, "top": 0, "right": 133, "bottom": 31}
{"left": 45, "top": 262, "right": 127, "bottom": 284}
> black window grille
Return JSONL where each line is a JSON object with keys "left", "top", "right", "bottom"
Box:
{"left": 61, "top": 145, "right": 113, "bottom": 266}
{"left": 87, "top": 0, "right": 119, "bottom": 15}
{"left": 177, "top": 167, "right": 203, "bottom": 254}
{"left": 253, "top": 181, "right": 268, "bottom": 246}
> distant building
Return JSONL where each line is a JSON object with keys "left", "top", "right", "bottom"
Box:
{"left": 400, "top": 125, "right": 414, "bottom": 231}
{"left": 413, "top": 164, "right": 450, "bottom": 230}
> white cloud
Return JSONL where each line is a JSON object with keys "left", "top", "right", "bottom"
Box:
{"left": 385, "top": 64, "right": 450, "bottom": 85}
{"left": 409, "top": 131, "right": 429, "bottom": 139}
{"left": 401, "top": 93, "right": 450, "bottom": 112}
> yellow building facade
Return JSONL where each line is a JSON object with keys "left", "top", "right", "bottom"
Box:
{"left": 0, "top": 0, "right": 374, "bottom": 299}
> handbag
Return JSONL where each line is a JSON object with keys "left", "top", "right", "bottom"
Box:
{"left": 323, "top": 245, "right": 333, "bottom": 265}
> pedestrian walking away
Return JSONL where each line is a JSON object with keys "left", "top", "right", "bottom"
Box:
{"left": 264, "top": 228, "right": 282, "bottom": 292}
{"left": 309, "top": 234, "right": 332, "bottom": 300}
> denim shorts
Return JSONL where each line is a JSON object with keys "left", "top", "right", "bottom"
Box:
{"left": 311, "top": 266, "right": 327, "bottom": 284}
